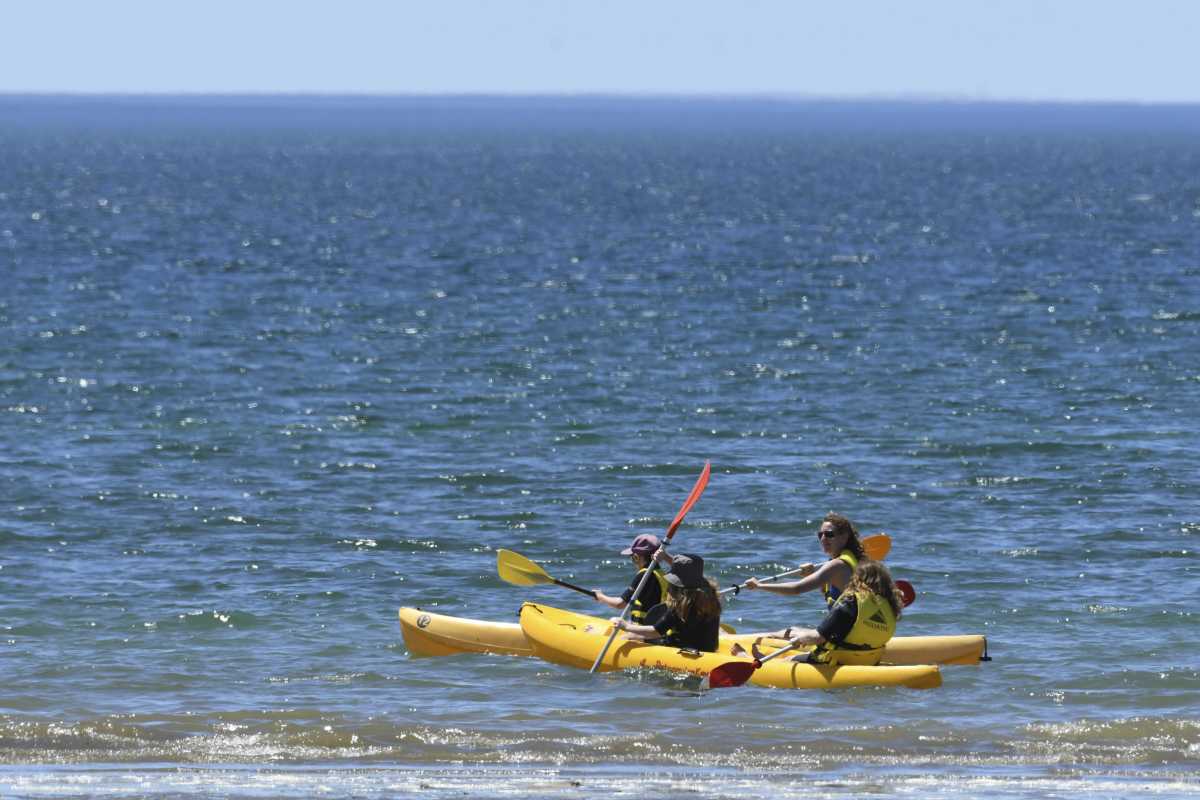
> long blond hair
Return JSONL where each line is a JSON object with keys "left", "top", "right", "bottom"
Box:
{"left": 845, "top": 561, "right": 903, "bottom": 619}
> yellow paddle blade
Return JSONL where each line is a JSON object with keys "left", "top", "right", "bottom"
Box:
{"left": 496, "top": 549, "right": 555, "bottom": 587}
{"left": 719, "top": 621, "right": 737, "bottom": 635}
{"left": 863, "top": 533, "right": 891, "bottom": 561}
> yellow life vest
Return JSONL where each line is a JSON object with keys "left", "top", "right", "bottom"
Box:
{"left": 630, "top": 567, "right": 669, "bottom": 623}
{"left": 821, "top": 549, "right": 859, "bottom": 608}
{"left": 811, "top": 588, "right": 897, "bottom": 666}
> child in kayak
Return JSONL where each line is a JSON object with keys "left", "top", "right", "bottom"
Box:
{"left": 592, "top": 534, "right": 668, "bottom": 625}
{"left": 740, "top": 513, "right": 869, "bottom": 627}
{"left": 609, "top": 551, "right": 722, "bottom": 652}
{"left": 736, "top": 560, "right": 904, "bottom": 666}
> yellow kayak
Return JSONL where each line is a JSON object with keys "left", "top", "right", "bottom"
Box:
{"left": 398, "top": 606, "right": 532, "bottom": 658}
{"left": 520, "top": 602, "right": 942, "bottom": 690}
{"left": 399, "top": 605, "right": 985, "bottom": 666}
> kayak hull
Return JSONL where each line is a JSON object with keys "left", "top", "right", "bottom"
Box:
{"left": 399, "top": 605, "right": 985, "bottom": 666}
{"left": 519, "top": 602, "right": 941, "bottom": 690}
{"left": 398, "top": 607, "right": 532, "bottom": 658}
{"left": 735, "top": 632, "right": 986, "bottom": 667}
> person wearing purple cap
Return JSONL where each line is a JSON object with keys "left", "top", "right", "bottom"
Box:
{"left": 591, "top": 534, "right": 668, "bottom": 624}
{"left": 610, "top": 551, "right": 723, "bottom": 652}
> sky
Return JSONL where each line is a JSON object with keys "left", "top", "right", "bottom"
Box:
{"left": 3, "top": 1, "right": 1198, "bottom": 103}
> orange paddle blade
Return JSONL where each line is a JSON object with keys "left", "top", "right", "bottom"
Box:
{"left": 665, "top": 461, "right": 711, "bottom": 540}
{"left": 863, "top": 533, "right": 891, "bottom": 561}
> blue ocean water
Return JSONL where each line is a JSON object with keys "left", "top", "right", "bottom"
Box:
{"left": 1, "top": 96, "right": 1198, "bottom": 798}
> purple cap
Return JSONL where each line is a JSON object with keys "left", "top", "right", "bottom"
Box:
{"left": 620, "top": 534, "right": 661, "bottom": 556}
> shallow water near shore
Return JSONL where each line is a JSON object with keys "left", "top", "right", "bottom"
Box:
{"left": 1, "top": 95, "right": 1198, "bottom": 798}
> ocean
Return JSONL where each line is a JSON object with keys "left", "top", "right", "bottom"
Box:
{"left": 1, "top": 95, "right": 1197, "bottom": 798}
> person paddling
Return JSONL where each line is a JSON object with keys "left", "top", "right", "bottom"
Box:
{"left": 592, "top": 534, "right": 668, "bottom": 625}
{"left": 609, "top": 550, "right": 722, "bottom": 653}
{"left": 741, "top": 561, "right": 903, "bottom": 665}
{"left": 739, "top": 513, "right": 868, "bottom": 639}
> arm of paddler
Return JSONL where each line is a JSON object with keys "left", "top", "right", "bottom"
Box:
{"left": 799, "top": 594, "right": 857, "bottom": 650}
{"left": 745, "top": 558, "right": 846, "bottom": 595}
{"left": 783, "top": 626, "right": 824, "bottom": 647}
{"left": 611, "top": 603, "right": 672, "bottom": 642}
{"left": 593, "top": 590, "right": 627, "bottom": 610}
{"left": 595, "top": 565, "right": 652, "bottom": 610}
{"left": 610, "top": 616, "right": 658, "bottom": 641}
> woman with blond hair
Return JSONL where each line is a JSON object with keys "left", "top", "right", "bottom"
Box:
{"left": 762, "top": 560, "right": 904, "bottom": 666}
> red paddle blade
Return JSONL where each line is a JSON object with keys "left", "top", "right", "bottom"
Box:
{"left": 702, "top": 660, "right": 758, "bottom": 689}
{"left": 665, "top": 461, "right": 711, "bottom": 540}
{"left": 896, "top": 579, "right": 916, "bottom": 607}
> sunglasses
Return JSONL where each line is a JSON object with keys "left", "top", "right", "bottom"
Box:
{"left": 816, "top": 528, "right": 842, "bottom": 539}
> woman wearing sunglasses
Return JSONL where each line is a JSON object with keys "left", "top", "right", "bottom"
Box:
{"left": 737, "top": 513, "right": 869, "bottom": 639}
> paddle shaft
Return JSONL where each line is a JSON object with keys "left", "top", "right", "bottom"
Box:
{"left": 553, "top": 577, "right": 599, "bottom": 599}
{"left": 723, "top": 572, "right": 916, "bottom": 607}
{"left": 588, "top": 553, "right": 659, "bottom": 667}
{"left": 720, "top": 533, "right": 890, "bottom": 596}
{"left": 720, "top": 564, "right": 809, "bottom": 596}
{"left": 588, "top": 462, "right": 710, "bottom": 674}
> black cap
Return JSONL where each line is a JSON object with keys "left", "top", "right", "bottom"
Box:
{"left": 665, "top": 553, "right": 705, "bottom": 589}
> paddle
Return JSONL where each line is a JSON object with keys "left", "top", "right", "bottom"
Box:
{"left": 863, "top": 533, "right": 891, "bottom": 561}
{"left": 702, "top": 636, "right": 801, "bottom": 689}
{"left": 497, "top": 546, "right": 738, "bottom": 634}
{"left": 497, "top": 549, "right": 598, "bottom": 598}
{"left": 588, "top": 461, "right": 712, "bottom": 674}
{"left": 720, "top": 533, "right": 892, "bottom": 596}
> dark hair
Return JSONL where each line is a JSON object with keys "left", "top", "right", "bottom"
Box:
{"left": 666, "top": 577, "right": 722, "bottom": 621}
{"left": 824, "top": 512, "right": 866, "bottom": 562}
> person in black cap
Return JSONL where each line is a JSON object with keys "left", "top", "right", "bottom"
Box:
{"left": 610, "top": 550, "right": 722, "bottom": 652}
{"left": 592, "top": 534, "right": 668, "bottom": 624}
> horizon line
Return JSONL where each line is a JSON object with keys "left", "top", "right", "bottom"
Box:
{"left": 2, "top": 91, "right": 1199, "bottom": 108}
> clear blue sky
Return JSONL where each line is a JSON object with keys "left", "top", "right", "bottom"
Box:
{"left": 5, "top": 1, "right": 1198, "bottom": 102}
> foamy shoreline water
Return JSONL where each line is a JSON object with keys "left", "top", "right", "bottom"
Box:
{"left": 3, "top": 763, "right": 1199, "bottom": 800}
